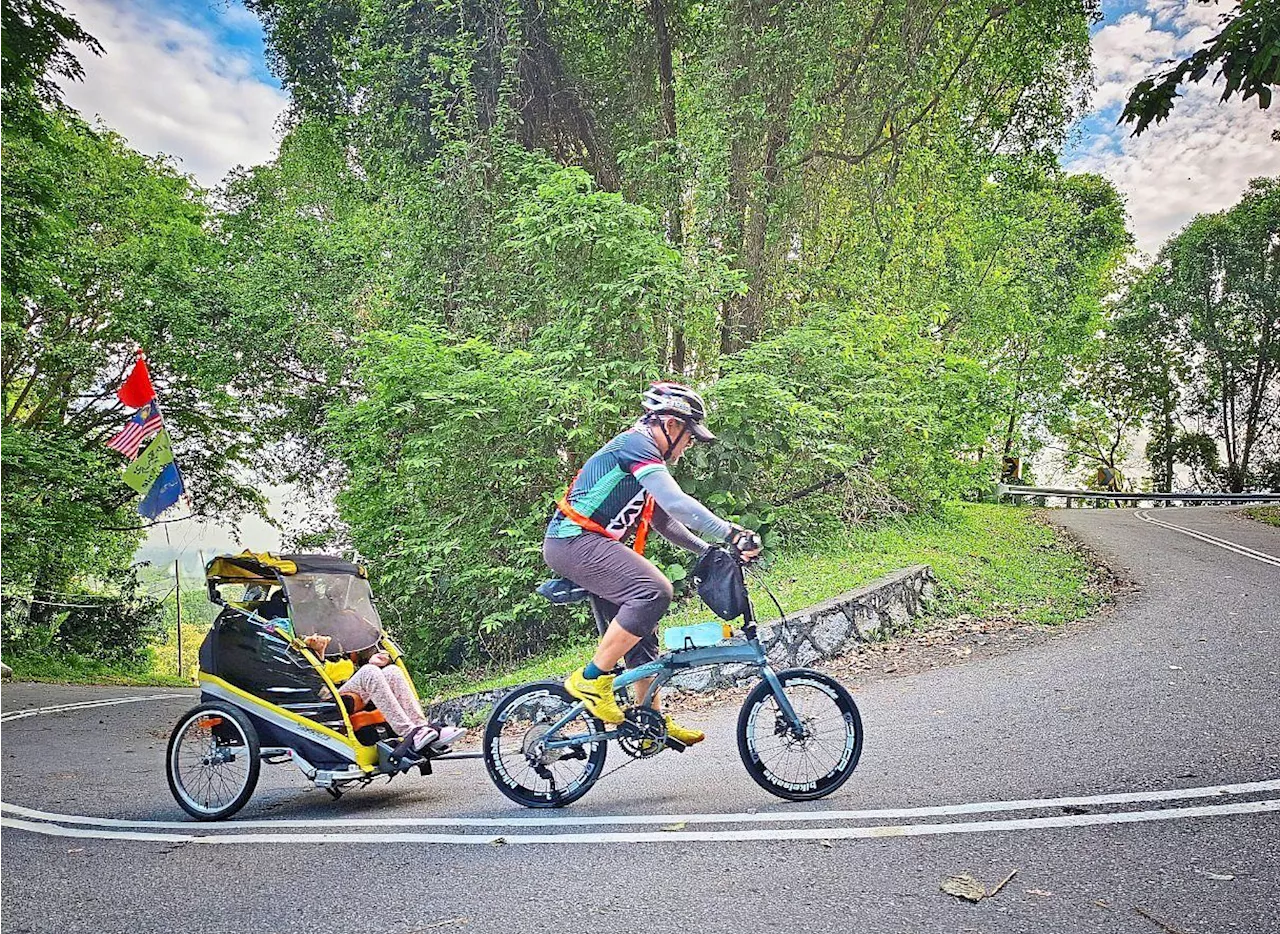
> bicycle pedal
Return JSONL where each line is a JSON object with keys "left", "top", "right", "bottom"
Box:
{"left": 665, "top": 737, "right": 688, "bottom": 753}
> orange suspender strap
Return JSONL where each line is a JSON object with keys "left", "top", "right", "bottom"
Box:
{"left": 631, "top": 496, "right": 656, "bottom": 555}
{"left": 555, "top": 473, "right": 656, "bottom": 556}
{"left": 555, "top": 493, "right": 615, "bottom": 538}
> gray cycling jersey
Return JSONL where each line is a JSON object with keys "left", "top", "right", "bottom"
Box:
{"left": 546, "top": 427, "right": 730, "bottom": 545}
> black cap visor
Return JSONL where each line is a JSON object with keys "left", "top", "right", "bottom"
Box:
{"left": 690, "top": 421, "right": 717, "bottom": 442}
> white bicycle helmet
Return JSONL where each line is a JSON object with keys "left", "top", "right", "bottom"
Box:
{"left": 641, "top": 381, "right": 716, "bottom": 442}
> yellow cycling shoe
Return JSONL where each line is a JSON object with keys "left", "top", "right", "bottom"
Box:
{"left": 565, "top": 668, "right": 627, "bottom": 724}
{"left": 664, "top": 715, "right": 705, "bottom": 746}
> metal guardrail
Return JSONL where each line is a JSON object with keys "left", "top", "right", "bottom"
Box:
{"left": 997, "top": 484, "right": 1280, "bottom": 506}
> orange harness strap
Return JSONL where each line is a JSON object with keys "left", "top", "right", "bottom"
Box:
{"left": 556, "top": 477, "right": 656, "bottom": 556}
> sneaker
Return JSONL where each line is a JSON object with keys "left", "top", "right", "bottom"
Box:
{"left": 565, "top": 668, "right": 627, "bottom": 724}
{"left": 430, "top": 725, "right": 467, "bottom": 750}
{"left": 664, "top": 715, "right": 705, "bottom": 746}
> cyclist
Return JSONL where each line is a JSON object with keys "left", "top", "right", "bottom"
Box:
{"left": 544, "top": 381, "right": 761, "bottom": 745}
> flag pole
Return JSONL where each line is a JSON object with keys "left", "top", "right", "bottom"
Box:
{"left": 174, "top": 558, "right": 183, "bottom": 680}
{"left": 133, "top": 349, "right": 191, "bottom": 521}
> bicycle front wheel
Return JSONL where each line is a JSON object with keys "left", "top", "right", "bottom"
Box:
{"left": 483, "top": 681, "right": 608, "bottom": 808}
{"left": 737, "top": 669, "right": 863, "bottom": 801}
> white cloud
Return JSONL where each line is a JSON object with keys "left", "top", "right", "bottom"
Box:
{"left": 1072, "top": 86, "right": 1280, "bottom": 255}
{"left": 1089, "top": 13, "right": 1179, "bottom": 110}
{"left": 58, "top": 0, "right": 288, "bottom": 188}
{"left": 1071, "top": 0, "right": 1280, "bottom": 257}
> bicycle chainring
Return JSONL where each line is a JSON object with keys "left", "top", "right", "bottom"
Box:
{"left": 617, "top": 706, "right": 667, "bottom": 758}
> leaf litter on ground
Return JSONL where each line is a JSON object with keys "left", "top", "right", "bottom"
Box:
{"left": 940, "top": 869, "right": 1018, "bottom": 903}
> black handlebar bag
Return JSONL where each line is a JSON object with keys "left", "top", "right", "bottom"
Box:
{"left": 693, "top": 547, "right": 749, "bottom": 621}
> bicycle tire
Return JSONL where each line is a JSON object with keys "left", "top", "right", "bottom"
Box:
{"left": 737, "top": 668, "right": 862, "bottom": 801}
{"left": 166, "top": 701, "right": 261, "bottom": 821}
{"left": 483, "top": 681, "right": 608, "bottom": 808}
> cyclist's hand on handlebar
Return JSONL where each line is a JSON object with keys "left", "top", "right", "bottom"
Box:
{"left": 728, "top": 525, "right": 763, "bottom": 563}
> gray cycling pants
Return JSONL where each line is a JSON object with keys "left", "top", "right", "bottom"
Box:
{"left": 543, "top": 532, "right": 672, "bottom": 668}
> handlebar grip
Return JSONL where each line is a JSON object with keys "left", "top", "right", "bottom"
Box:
{"left": 728, "top": 527, "right": 762, "bottom": 561}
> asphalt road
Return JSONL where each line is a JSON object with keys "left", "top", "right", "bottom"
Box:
{"left": 2, "top": 507, "right": 1278, "bottom": 933}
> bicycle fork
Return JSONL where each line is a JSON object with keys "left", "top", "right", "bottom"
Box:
{"left": 759, "top": 666, "right": 805, "bottom": 734}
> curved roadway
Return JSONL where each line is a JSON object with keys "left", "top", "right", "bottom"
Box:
{"left": 2, "top": 507, "right": 1277, "bottom": 933}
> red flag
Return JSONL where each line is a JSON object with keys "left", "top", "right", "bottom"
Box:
{"left": 117, "top": 354, "right": 155, "bottom": 408}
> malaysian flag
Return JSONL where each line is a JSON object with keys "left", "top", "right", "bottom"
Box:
{"left": 106, "top": 402, "right": 163, "bottom": 459}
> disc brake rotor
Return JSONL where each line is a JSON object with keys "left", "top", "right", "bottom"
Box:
{"left": 774, "top": 713, "right": 817, "bottom": 749}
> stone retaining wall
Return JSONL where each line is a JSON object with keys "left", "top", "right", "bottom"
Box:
{"left": 426, "top": 564, "right": 935, "bottom": 725}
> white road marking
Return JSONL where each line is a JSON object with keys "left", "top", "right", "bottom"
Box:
{"left": 5, "top": 778, "right": 1280, "bottom": 831}
{"left": 1136, "top": 510, "right": 1280, "bottom": 569}
{"left": 5, "top": 798, "right": 1278, "bottom": 846}
{"left": 6, "top": 680, "right": 1280, "bottom": 847}
{"left": 0, "top": 694, "right": 189, "bottom": 723}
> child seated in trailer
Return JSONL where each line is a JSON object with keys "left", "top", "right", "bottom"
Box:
{"left": 304, "top": 632, "right": 465, "bottom": 757}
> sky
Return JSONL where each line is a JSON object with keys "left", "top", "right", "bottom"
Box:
{"left": 1061, "top": 0, "right": 1280, "bottom": 255}
{"left": 58, "top": 0, "right": 287, "bottom": 188}
{"left": 53, "top": 0, "right": 1277, "bottom": 557}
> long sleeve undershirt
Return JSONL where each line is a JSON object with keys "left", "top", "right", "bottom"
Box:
{"left": 648, "top": 505, "right": 709, "bottom": 554}
{"left": 637, "top": 468, "right": 732, "bottom": 544}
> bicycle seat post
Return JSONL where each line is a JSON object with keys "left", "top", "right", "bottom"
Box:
{"left": 587, "top": 595, "right": 611, "bottom": 637}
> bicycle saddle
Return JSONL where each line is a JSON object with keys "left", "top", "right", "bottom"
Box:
{"left": 536, "top": 578, "right": 591, "bottom": 604}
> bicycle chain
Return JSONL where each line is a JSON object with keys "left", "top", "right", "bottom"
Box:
{"left": 596, "top": 752, "right": 643, "bottom": 783}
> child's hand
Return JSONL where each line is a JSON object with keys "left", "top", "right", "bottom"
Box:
{"left": 370, "top": 651, "right": 391, "bottom": 667}
{"left": 304, "top": 633, "right": 332, "bottom": 657}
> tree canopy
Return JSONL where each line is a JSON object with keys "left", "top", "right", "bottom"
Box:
{"left": 5, "top": 0, "right": 1275, "bottom": 673}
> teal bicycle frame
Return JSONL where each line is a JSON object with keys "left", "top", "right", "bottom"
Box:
{"left": 540, "top": 600, "right": 802, "bottom": 752}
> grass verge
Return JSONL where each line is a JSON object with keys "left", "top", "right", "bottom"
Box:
{"left": 1243, "top": 505, "right": 1280, "bottom": 528}
{"left": 5, "top": 650, "right": 191, "bottom": 687}
{"left": 413, "top": 502, "right": 1110, "bottom": 700}
{"left": 5, "top": 622, "right": 206, "bottom": 687}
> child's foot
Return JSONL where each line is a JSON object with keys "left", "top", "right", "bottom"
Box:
{"left": 430, "top": 725, "right": 467, "bottom": 749}
{"left": 409, "top": 724, "right": 440, "bottom": 752}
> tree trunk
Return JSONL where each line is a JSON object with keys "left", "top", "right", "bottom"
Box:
{"left": 516, "top": 0, "right": 620, "bottom": 191}
{"left": 721, "top": 120, "right": 785, "bottom": 356}
{"left": 650, "top": 0, "right": 686, "bottom": 373}
{"left": 1160, "top": 404, "right": 1175, "bottom": 493}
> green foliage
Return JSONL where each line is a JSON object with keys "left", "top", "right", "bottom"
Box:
{"left": 5, "top": 0, "right": 1147, "bottom": 679}
{"left": 1121, "top": 0, "right": 1279, "bottom": 136}
{"left": 329, "top": 328, "right": 607, "bottom": 667}
{"left": 679, "top": 313, "right": 995, "bottom": 548}
{"left": 1243, "top": 505, "right": 1280, "bottom": 528}
{"left": 416, "top": 502, "right": 1108, "bottom": 699}
{"left": 1116, "top": 177, "right": 1280, "bottom": 492}
{"left": 1, "top": 0, "right": 102, "bottom": 135}
{"left": 1, "top": 106, "right": 264, "bottom": 660}
{"left": 323, "top": 159, "right": 744, "bottom": 662}
{"left": 1, "top": 567, "right": 162, "bottom": 664}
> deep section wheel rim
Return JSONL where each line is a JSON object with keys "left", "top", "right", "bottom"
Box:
{"left": 744, "top": 675, "right": 858, "bottom": 796}
{"left": 486, "top": 687, "right": 604, "bottom": 805}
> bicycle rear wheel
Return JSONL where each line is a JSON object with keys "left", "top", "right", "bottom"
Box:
{"left": 737, "top": 669, "right": 862, "bottom": 801}
{"left": 483, "top": 681, "right": 608, "bottom": 808}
